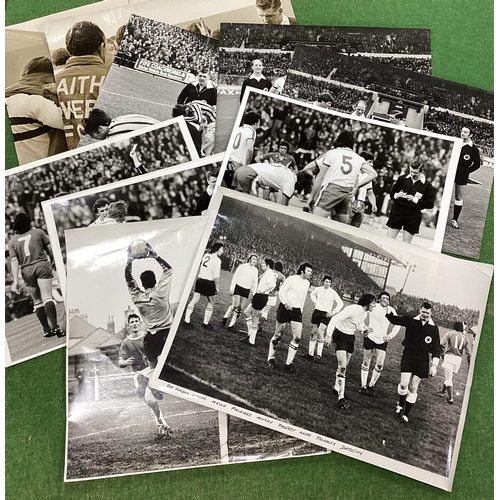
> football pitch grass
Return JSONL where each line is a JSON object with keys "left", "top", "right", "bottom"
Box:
{"left": 441, "top": 165, "right": 494, "bottom": 259}
{"left": 161, "top": 270, "right": 472, "bottom": 476}
{"left": 93, "top": 65, "right": 186, "bottom": 122}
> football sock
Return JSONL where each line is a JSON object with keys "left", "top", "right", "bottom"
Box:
{"left": 43, "top": 298, "right": 58, "bottom": 329}
{"left": 361, "top": 364, "right": 369, "bottom": 387}
{"left": 34, "top": 303, "right": 51, "bottom": 332}
{"left": 446, "top": 385, "right": 453, "bottom": 400}
{"left": 249, "top": 325, "right": 258, "bottom": 345}
{"left": 336, "top": 369, "right": 346, "bottom": 400}
{"left": 203, "top": 304, "right": 213, "bottom": 325}
{"left": 398, "top": 383, "right": 408, "bottom": 407}
{"left": 316, "top": 339, "right": 325, "bottom": 358}
{"left": 308, "top": 338, "right": 317, "bottom": 356}
{"left": 404, "top": 392, "right": 417, "bottom": 416}
{"left": 286, "top": 341, "right": 299, "bottom": 365}
{"left": 184, "top": 305, "right": 194, "bottom": 323}
{"left": 228, "top": 309, "right": 240, "bottom": 328}
{"left": 453, "top": 200, "right": 463, "bottom": 221}
{"left": 440, "top": 383, "right": 446, "bottom": 394}
{"left": 268, "top": 336, "right": 280, "bottom": 361}
{"left": 245, "top": 317, "right": 252, "bottom": 335}
{"left": 370, "top": 365, "right": 383, "bottom": 386}
{"left": 223, "top": 305, "right": 234, "bottom": 319}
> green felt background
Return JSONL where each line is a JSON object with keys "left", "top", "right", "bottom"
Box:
{"left": 5, "top": 0, "right": 494, "bottom": 498}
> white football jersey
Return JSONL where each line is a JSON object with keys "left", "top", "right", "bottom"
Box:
{"left": 322, "top": 147, "right": 367, "bottom": 188}
{"left": 229, "top": 125, "right": 256, "bottom": 166}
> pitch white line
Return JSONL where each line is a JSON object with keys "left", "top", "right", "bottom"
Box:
{"left": 99, "top": 90, "right": 174, "bottom": 108}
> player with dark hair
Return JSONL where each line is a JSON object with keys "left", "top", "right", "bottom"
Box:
{"left": 7, "top": 212, "right": 64, "bottom": 338}
{"left": 450, "top": 126, "right": 482, "bottom": 229}
{"left": 423, "top": 122, "right": 439, "bottom": 133}
{"left": 312, "top": 131, "right": 378, "bottom": 223}
{"left": 55, "top": 21, "right": 108, "bottom": 149}
{"left": 184, "top": 242, "right": 224, "bottom": 329}
{"left": 241, "top": 258, "right": 276, "bottom": 345}
{"left": 386, "top": 160, "right": 436, "bottom": 244}
{"left": 84, "top": 108, "right": 159, "bottom": 140}
{"left": 225, "top": 111, "right": 261, "bottom": 187}
{"left": 89, "top": 198, "right": 114, "bottom": 226}
{"left": 359, "top": 291, "right": 400, "bottom": 396}
{"left": 255, "top": 140, "right": 297, "bottom": 170}
{"left": 107, "top": 200, "right": 128, "bottom": 223}
{"left": 191, "top": 170, "right": 219, "bottom": 216}
{"left": 386, "top": 301, "right": 441, "bottom": 422}
{"left": 222, "top": 254, "right": 259, "bottom": 330}
{"left": 177, "top": 69, "right": 217, "bottom": 106}
{"left": 437, "top": 321, "right": 472, "bottom": 404}
{"left": 303, "top": 275, "right": 343, "bottom": 363}
{"left": 240, "top": 59, "right": 272, "bottom": 102}
{"left": 325, "top": 293, "right": 377, "bottom": 409}
{"left": 118, "top": 313, "right": 171, "bottom": 438}
{"left": 255, "top": 0, "right": 297, "bottom": 24}
{"left": 124, "top": 241, "right": 173, "bottom": 372}
{"left": 51, "top": 48, "right": 71, "bottom": 69}
{"left": 267, "top": 262, "right": 313, "bottom": 374}
{"left": 5, "top": 56, "right": 66, "bottom": 164}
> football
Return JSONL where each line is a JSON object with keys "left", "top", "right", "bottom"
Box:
{"left": 129, "top": 239, "right": 149, "bottom": 259}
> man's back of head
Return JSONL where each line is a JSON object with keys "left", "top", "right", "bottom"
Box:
{"left": 66, "top": 21, "right": 106, "bottom": 58}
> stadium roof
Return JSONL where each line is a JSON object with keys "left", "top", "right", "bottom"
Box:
{"left": 325, "top": 227, "right": 403, "bottom": 265}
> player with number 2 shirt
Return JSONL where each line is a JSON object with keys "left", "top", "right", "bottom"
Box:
{"left": 313, "top": 131, "right": 377, "bottom": 223}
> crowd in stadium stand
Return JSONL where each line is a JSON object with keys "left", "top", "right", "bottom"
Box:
{"left": 118, "top": 15, "right": 219, "bottom": 75}
{"left": 289, "top": 49, "right": 493, "bottom": 121}
{"left": 362, "top": 55, "right": 431, "bottom": 75}
{"left": 210, "top": 207, "right": 480, "bottom": 328}
{"left": 244, "top": 92, "right": 452, "bottom": 216}
{"left": 219, "top": 50, "right": 292, "bottom": 84}
{"left": 284, "top": 74, "right": 494, "bottom": 157}
{"left": 220, "top": 25, "right": 431, "bottom": 55}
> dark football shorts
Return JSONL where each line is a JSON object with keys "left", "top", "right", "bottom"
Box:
{"left": 143, "top": 328, "right": 170, "bottom": 362}
{"left": 232, "top": 166, "right": 258, "bottom": 194}
{"left": 333, "top": 329, "right": 355, "bottom": 353}
{"left": 363, "top": 336, "right": 388, "bottom": 352}
{"left": 315, "top": 183, "right": 352, "bottom": 215}
{"left": 251, "top": 293, "right": 269, "bottom": 311}
{"left": 311, "top": 309, "right": 329, "bottom": 326}
{"left": 454, "top": 164, "right": 470, "bottom": 185}
{"left": 21, "top": 260, "right": 53, "bottom": 288}
{"left": 194, "top": 278, "right": 217, "bottom": 297}
{"left": 276, "top": 303, "right": 302, "bottom": 324}
{"left": 386, "top": 204, "right": 422, "bottom": 235}
{"left": 233, "top": 284, "right": 251, "bottom": 298}
{"left": 400, "top": 350, "right": 430, "bottom": 379}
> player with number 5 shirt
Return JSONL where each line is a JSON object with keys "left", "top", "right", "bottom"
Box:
{"left": 312, "top": 131, "right": 377, "bottom": 223}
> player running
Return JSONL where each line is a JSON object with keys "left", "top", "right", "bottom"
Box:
{"left": 7, "top": 212, "right": 64, "bottom": 338}
{"left": 437, "top": 321, "right": 471, "bottom": 404}
{"left": 118, "top": 314, "right": 171, "bottom": 438}
{"left": 359, "top": 292, "right": 400, "bottom": 396}
{"left": 184, "top": 242, "right": 224, "bottom": 329}
{"left": 222, "top": 255, "right": 259, "bottom": 330}
{"left": 325, "top": 294, "right": 377, "bottom": 409}
{"left": 267, "top": 262, "right": 313, "bottom": 374}
{"left": 241, "top": 258, "right": 277, "bottom": 345}
{"left": 302, "top": 275, "right": 343, "bottom": 363}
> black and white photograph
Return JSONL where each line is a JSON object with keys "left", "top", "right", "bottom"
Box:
{"left": 64, "top": 217, "right": 327, "bottom": 481}
{"left": 5, "top": 0, "right": 136, "bottom": 165}
{"left": 150, "top": 189, "right": 493, "bottom": 490}
{"left": 221, "top": 88, "right": 462, "bottom": 253}
{"left": 5, "top": 118, "right": 198, "bottom": 367}
{"left": 214, "top": 23, "right": 431, "bottom": 151}
{"left": 282, "top": 44, "right": 494, "bottom": 259}
{"left": 42, "top": 154, "right": 224, "bottom": 292}
{"left": 76, "top": 13, "right": 220, "bottom": 155}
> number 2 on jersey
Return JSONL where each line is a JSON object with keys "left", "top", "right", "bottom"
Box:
{"left": 18, "top": 234, "right": 32, "bottom": 257}
{"left": 202, "top": 254, "right": 210, "bottom": 267}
